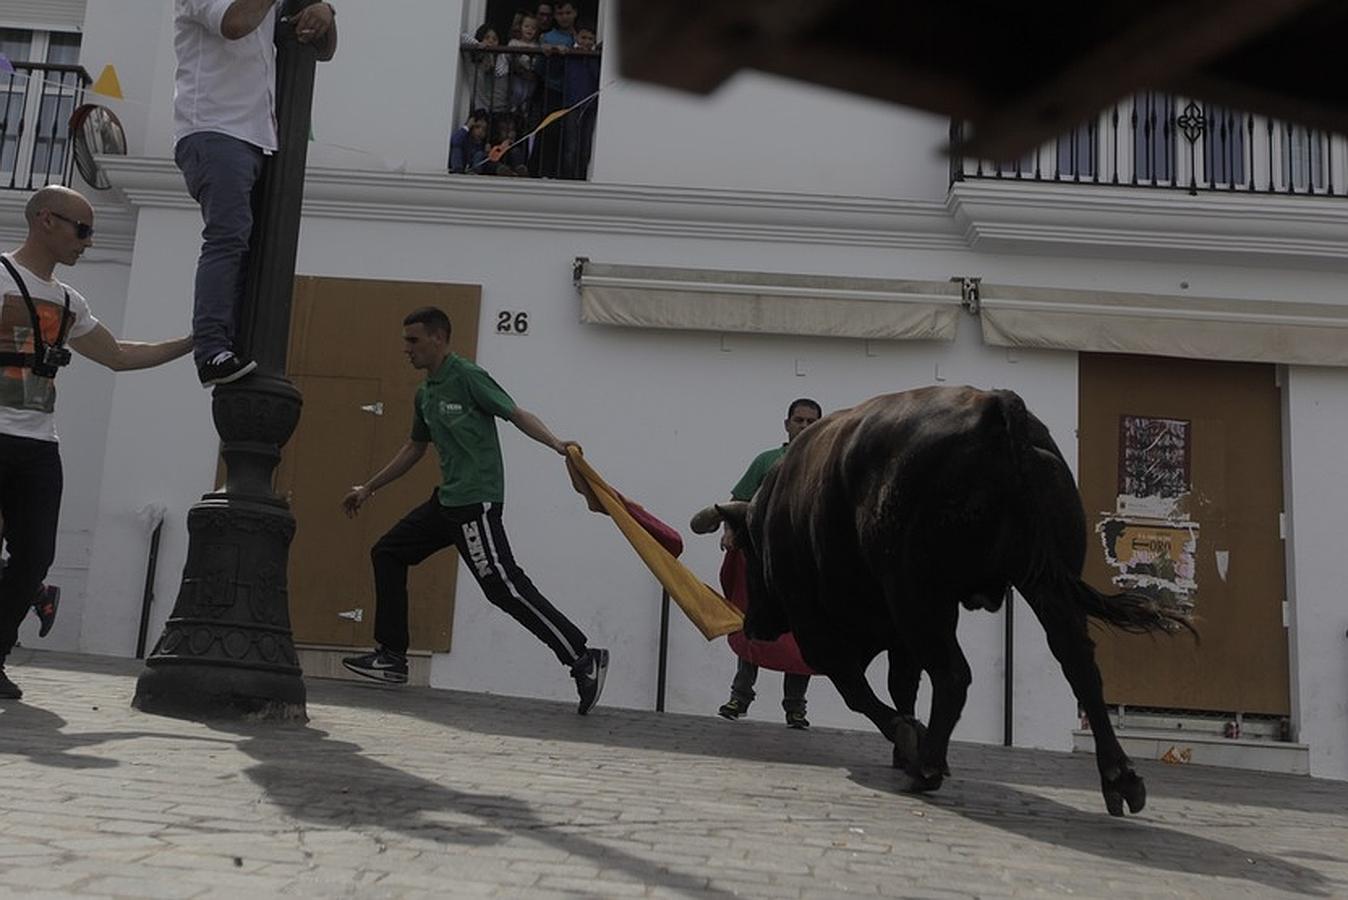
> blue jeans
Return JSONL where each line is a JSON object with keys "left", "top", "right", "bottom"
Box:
{"left": 175, "top": 132, "right": 265, "bottom": 364}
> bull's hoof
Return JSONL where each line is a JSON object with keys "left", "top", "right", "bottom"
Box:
{"left": 897, "top": 766, "right": 944, "bottom": 794}
{"left": 890, "top": 716, "right": 925, "bottom": 770}
{"left": 1101, "top": 768, "right": 1146, "bottom": 817}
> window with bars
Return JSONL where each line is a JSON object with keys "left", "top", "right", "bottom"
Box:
{"left": 0, "top": 26, "right": 84, "bottom": 190}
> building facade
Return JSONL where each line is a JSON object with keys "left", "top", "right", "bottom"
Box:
{"left": 4, "top": 0, "right": 1346, "bottom": 781}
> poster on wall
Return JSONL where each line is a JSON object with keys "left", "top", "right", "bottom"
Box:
{"left": 1117, "top": 414, "right": 1191, "bottom": 498}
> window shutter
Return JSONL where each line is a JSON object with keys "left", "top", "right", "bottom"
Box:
{"left": 0, "top": 0, "right": 86, "bottom": 30}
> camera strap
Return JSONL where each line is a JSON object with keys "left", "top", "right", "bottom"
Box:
{"left": 0, "top": 254, "right": 72, "bottom": 370}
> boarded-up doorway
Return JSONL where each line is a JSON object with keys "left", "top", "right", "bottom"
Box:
{"left": 275, "top": 276, "right": 481, "bottom": 655}
{"left": 1079, "top": 353, "right": 1288, "bottom": 715}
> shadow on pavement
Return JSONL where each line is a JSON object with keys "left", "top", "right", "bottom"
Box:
{"left": 848, "top": 764, "right": 1338, "bottom": 897}
{"left": 219, "top": 721, "right": 733, "bottom": 898}
{"left": 0, "top": 701, "right": 233, "bottom": 769}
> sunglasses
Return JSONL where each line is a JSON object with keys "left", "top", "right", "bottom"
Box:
{"left": 48, "top": 210, "right": 94, "bottom": 240}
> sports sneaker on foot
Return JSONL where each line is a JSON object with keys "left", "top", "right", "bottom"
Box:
{"left": 572, "top": 647, "right": 609, "bottom": 715}
{"left": 718, "top": 696, "right": 749, "bottom": 720}
{"left": 198, "top": 351, "right": 258, "bottom": 387}
{"left": 341, "top": 648, "right": 408, "bottom": 684}
{"left": 785, "top": 709, "right": 810, "bottom": 730}
{"left": 33, "top": 584, "right": 59, "bottom": 638}
{"left": 0, "top": 667, "right": 21, "bottom": 700}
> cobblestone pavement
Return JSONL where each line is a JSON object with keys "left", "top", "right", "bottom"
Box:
{"left": 1, "top": 650, "right": 1346, "bottom": 899}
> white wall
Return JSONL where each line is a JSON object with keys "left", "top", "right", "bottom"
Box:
{"left": 1285, "top": 366, "right": 1348, "bottom": 780}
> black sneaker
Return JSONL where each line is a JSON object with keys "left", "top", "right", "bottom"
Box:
{"left": 572, "top": 647, "right": 609, "bottom": 715}
{"left": 33, "top": 584, "right": 59, "bottom": 638}
{"left": 0, "top": 667, "right": 20, "bottom": 700}
{"left": 785, "top": 709, "right": 810, "bottom": 730}
{"left": 198, "top": 352, "right": 257, "bottom": 387}
{"left": 718, "top": 697, "right": 750, "bottom": 720}
{"left": 341, "top": 648, "right": 408, "bottom": 684}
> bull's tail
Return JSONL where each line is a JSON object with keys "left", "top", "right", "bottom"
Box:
{"left": 994, "top": 390, "right": 1196, "bottom": 639}
{"left": 1063, "top": 576, "right": 1197, "bottom": 637}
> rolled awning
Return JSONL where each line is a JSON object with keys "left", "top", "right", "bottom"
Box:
{"left": 576, "top": 261, "right": 963, "bottom": 341}
{"left": 979, "top": 283, "right": 1348, "bottom": 368}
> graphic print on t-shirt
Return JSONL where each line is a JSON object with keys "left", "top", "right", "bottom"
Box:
{"left": 1, "top": 289, "right": 72, "bottom": 413}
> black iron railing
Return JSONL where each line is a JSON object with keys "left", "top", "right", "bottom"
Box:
{"left": 952, "top": 94, "right": 1346, "bottom": 198}
{"left": 454, "top": 44, "right": 600, "bottom": 181}
{"left": 1, "top": 63, "right": 91, "bottom": 191}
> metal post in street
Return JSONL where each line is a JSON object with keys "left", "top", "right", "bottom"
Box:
{"left": 133, "top": 1, "right": 319, "bottom": 721}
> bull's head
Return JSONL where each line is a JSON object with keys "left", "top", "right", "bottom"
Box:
{"left": 690, "top": 500, "right": 791, "bottom": 642}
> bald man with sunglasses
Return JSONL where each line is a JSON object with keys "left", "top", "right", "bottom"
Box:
{"left": 0, "top": 186, "right": 193, "bottom": 700}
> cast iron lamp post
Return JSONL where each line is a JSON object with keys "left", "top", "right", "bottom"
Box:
{"left": 133, "top": 0, "right": 320, "bottom": 720}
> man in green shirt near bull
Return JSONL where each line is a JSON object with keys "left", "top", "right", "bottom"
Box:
{"left": 340, "top": 306, "right": 609, "bottom": 714}
{"left": 717, "top": 397, "right": 821, "bottom": 728}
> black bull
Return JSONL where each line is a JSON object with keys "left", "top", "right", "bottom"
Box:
{"left": 692, "top": 386, "right": 1193, "bottom": 816}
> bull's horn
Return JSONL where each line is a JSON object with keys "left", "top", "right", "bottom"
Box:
{"left": 690, "top": 505, "right": 723, "bottom": 534}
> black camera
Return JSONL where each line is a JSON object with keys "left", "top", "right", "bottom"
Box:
{"left": 32, "top": 344, "right": 72, "bottom": 378}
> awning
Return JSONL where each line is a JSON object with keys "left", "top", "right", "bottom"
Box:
{"left": 576, "top": 261, "right": 963, "bottom": 341}
{"left": 979, "top": 283, "right": 1348, "bottom": 368}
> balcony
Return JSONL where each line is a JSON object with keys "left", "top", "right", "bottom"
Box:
{"left": 952, "top": 94, "right": 1346, "bottom": 198}
{"left": 455, "top": 43, "right": 600, "bottom": 181}
{"left": 947, "top": 94, "right": 1348, "bottom": 266}
{"left": 1, "top": 62, "right": 90, "bottom": 191}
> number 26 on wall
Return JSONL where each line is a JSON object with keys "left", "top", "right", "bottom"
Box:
{"left": 496, "top": 311, "right": 530, "bottom": 335}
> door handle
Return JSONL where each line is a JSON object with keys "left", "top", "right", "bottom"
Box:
{"left": 337, "top": 608, "right": 364, "bottom": 622}
{"left": 359, "top": 402, "right": 383, "bottom": 416}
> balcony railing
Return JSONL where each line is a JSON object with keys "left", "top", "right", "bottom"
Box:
{"left": 952, "top": 94, "right": 1348, "bottom": 198}
{"left": 455, "top": 44, "right": 600, "bottom": 181}
{"left": 1, "top": 62, "right": 91, "bottom": 191}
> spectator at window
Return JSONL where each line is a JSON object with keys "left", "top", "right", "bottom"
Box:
{"left": 561, "top": 22, "right": 599, "bottom": 180}
{"left": 464, "top": 25, "right": 510, "bottom": 118}
{"left": 532, "top": 1, "right": 577, "bottom": 177}
{"left": 508, "top": 14, "right": 542, "bottom": 130}
{"left": 492, "top": 117, "right": 531, "bottom": 177}
{"left": 534, "top": 2, "right": 555, "bottom": 37}
{"left": 450, "top": 109, "right": 490, "bottom": 174}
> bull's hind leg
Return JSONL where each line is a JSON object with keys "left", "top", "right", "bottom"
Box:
{"left": 1023, "top": 590, "right": 1145, "bottom": 817}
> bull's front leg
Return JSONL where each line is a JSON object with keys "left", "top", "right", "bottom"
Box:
{"left": 1025, "top": 596, "right": 1144, "bottom": 817}
{"left": 826, "top": 663, "right": 908, "bottom": 747}
{"left": 885, "top": 645, "right": 929, "bottom": 773}
{"left": 900, "top": 614, "right": 970, "bottom": 794}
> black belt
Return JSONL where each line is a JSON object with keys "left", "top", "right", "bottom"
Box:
{"left": 0, "top": 352, "right": 36, "bottom": 367}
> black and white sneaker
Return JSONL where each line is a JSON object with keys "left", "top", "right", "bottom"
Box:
{"left": 341, "top": 648, "right": 408, "bottom": 684}
{"left": 198, "top": 351, "right": 257, "bottom": 387}
{"left": 572, "top": 647, "right": 609, "bottom": 715}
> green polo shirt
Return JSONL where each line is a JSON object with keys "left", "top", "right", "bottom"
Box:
{"left": 731, "top": 444, "right": 788, "bottom": 501}
{"left": 410, "top": 354, "right": 517, "bottom": 506}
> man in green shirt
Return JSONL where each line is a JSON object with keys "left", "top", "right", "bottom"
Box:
{"left": 718, "top": 397, "right": 821, "bottom": 728}
{"left": 340, "top": 307, "right": 608, "bottom": 714}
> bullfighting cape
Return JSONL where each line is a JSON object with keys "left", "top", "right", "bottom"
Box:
{"left": 564, "top": 447, "right": 816, "bottom": 674}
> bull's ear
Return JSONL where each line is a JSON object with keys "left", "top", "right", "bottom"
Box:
{"left": 689, "top": 505, "right": 723, "bottom": 534}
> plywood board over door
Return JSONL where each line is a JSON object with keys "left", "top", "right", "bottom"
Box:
{"left": 1078, "top": 353, "right": 1288, "bottom": 716}
{"left": 275, "top": 276, "right": 482, "bottom": 653}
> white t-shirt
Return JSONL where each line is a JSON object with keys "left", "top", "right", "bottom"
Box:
{"left": 0, "top": 254, "right": 98, "bottom": 442}
{"left": 173, "top": 0, "right": 278, "bottom": 152}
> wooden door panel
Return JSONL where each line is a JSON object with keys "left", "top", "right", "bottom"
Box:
{"left": 1079, "top": 353, "right": 1288, "bottom": 715}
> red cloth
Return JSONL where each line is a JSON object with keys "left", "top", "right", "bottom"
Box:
{"left": 719, "top": 549, "right": 816, "bottom": 675}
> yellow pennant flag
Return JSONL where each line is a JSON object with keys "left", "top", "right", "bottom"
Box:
{"left": 91, "top": 65, "right": 123, "bottom": 100}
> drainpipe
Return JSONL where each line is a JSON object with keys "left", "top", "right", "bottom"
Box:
{"left": 1003, "top": 586, "right": 1014, "bottom": 747}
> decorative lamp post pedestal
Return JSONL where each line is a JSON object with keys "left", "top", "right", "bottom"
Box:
{"left": 133, "top": 2, "right": 319, "bottom": 721}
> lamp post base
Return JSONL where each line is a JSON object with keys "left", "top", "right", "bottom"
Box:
{"left": 132, "top": 660, "right": 307, "bottom": 722}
